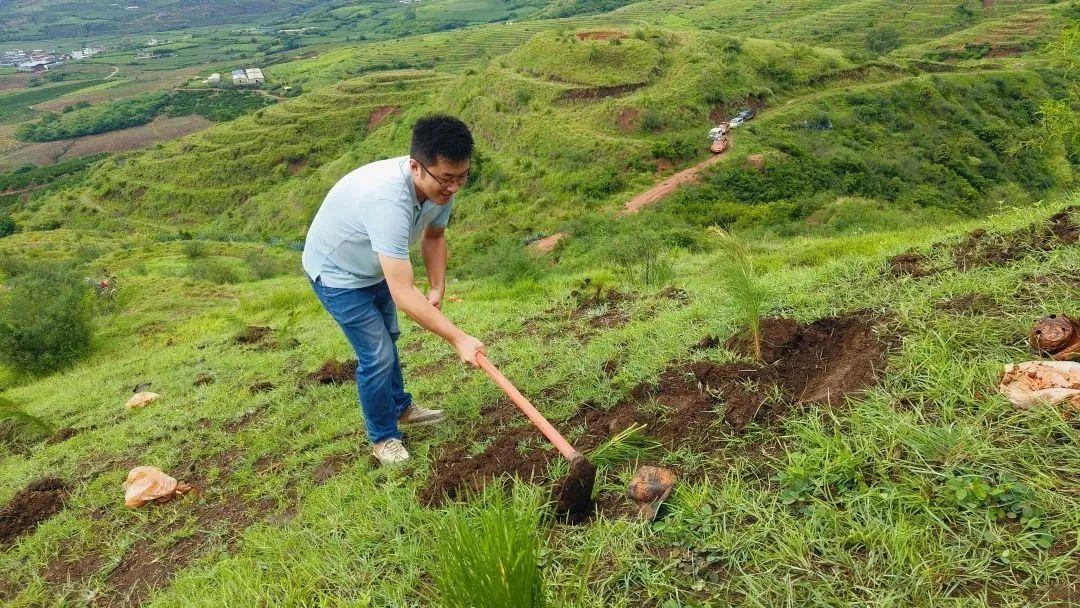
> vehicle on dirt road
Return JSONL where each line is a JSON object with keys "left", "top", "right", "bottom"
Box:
{"left": 710, "top": 136, "right": 729, "bottom": 154}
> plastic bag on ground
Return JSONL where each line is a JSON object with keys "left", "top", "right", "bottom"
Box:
{"left": 123, "top": 466, "right": 191, "bottom": 508}
{"left": 125, "top": 392, "right": 160, "bottom": 409}
{"left": 998, "top": 361, "right": 1080, "bottom": 412}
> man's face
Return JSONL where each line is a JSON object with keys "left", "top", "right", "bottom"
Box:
{"left": 410, "top": 156, "right": 470, "bottom": 205}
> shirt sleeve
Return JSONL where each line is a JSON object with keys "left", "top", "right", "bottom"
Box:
{"left": 367, "top": 200, "right": 412, "bottom": 260}
{"left": 430, "top": 198, "right": 454, "bottom": 228}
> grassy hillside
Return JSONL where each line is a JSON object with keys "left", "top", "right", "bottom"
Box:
{"left": 0, "top": 0, "right": 1077, "bottom": 606}
{"left": 1, "top": 198, "right": 1078, "bottom": 606}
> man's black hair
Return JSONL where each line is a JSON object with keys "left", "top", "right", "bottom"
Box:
{"left": 410, "top": 114, "right": 473, "bottom": 166}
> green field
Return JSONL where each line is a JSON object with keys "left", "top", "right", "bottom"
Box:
{"left": 0, "top": 0, "right": 1077, "bottom": 606}
{"left": 0, "top": 79, "right": 107, "bottom": 124}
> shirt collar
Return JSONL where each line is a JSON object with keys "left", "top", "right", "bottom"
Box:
{"left": 402, "top": 156, "right": 424, "bottom": 209}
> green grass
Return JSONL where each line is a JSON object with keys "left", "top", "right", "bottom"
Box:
{"left": 0, "top": 79, "right": 107, "bottom": 124}
{"left": 0, "top": 197, "right": 1077, "bottom": 606}
{"left": 0, "top": 1, "right": 1077, "bottom": 605}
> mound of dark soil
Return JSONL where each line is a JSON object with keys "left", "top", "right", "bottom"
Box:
{"left": 301, "top": 358, "right": 358, "bottom": 386}
{"left": 889, "top": 207, "right": 1079, "bottom": 277}
{"left": 887, "top": 252, "right": 932, "bottom": 277}
{"left": 0, "top": 478, "right": 69, "bottom": 545}
{"left": 234, "top": 325, "right": 276, "bottom": 348}
{"left": 952, "top": 207, "right": 1078, "bottom": 270}
{"left": 419, "top": 315, "right": 889, "bottom": 514}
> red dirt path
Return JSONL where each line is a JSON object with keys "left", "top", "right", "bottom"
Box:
{"left": 619, "top": 152, "right": 727, "bottom": 216}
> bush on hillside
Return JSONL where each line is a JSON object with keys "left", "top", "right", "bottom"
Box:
{"left": 0, "top": 217, "right": 15, "bottom": 238}
{"left": 865, "top": 26, "right": 902, "bottom": 56}
{"left": 187, "top": 258, "right": 242, "bottom": 284}
{"left": 0, "top": 262, "right": 94, "bottom": 373}
{"left": 651, "top": 135, "right": 699, "bottom": 162}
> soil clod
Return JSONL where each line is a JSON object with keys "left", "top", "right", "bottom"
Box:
{"left": 0, "top": 478, "right": 69, "bottom": 545}
{"left": 302, "top": 358, "right": 358, "bottom": 386}
{"left": 234, "top": 325, "right": 276, "bottom": 348}
{"left": 553, "top": 456, "right": 596, "bottom": 523}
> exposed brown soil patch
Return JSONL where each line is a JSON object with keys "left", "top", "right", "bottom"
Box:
{"left": 0, "top": 116, "right": 213, "bottom": 172}
{"left": 566, "top": 284, "right": 634, "bottom": 331}
{"left": 887, "top": 252, "right": 933, "bottom": 277}
{"left": 94, "top": 447, "right": 277, "bottom": 607}
{"left": 896, "top": 207, "right": 1080, "bottom": 277}
{"left": 249, "top": 381, "right": 276, "bottom": 393}
{"left": 561, "top": 82, "right": 645, "bottom": 101}
{"left": 621, "top": 153, "right": 726, "bottom": 215}
{"left": 420, "top": 315, "right": 888, "bottom": 514}
{"left": 46, "top": 427, "right": 80, "bottom": 445}
{"left": 302, "top": 358, "right": 358, "bottom": 386}
{"left": 951, "top": 208, "right": 1078, "bottom": 270}
{"left": 0, "top": 478, "right": 69, "bottom": 545}
{"left": 42, "top": 545, "right": 106, "bottom": 585}
{"left": 313, "top": 452, "right": 359, "bottom": 484}
{"left": 368, "top": 105, "right": 399, "bottom": 130}
{"left": 528, "top": 231, "right": 568, "bottom": 253}
{"left": 193, "top": 373, "right": 215, "bottom": 386}
{"left": 616, "top": 107, "right": 641, "bottom": 133}
{"left": 576, "top": 31, "right": 627, "bottom": 41}
{"left": 234, "top": 325, "right": 276, "bottom": 348}
{"left": 744, "top": 154, "right": 765, "bottom": 171}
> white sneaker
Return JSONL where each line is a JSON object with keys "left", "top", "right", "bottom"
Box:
{"left": 372, "top": 438, "right": 409, "bottom": 464}
{"left": 398, "top": 405, "right": 445, "bottom": 426}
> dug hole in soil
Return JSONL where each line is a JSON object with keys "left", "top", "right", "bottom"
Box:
{"left": 0, "top": 478, "right": 69, "bottom": 545}
{"left": 419, "top": 315, "right": 889, "bottom": 518}
{"left": 889, "top": 206, "right": 1079, "bottom": 276}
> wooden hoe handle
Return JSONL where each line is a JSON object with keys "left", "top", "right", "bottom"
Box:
{"left": 475, "top": 352, "right": 581, "bottom": 462}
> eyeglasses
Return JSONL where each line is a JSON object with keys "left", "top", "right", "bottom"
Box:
{"left": 416, "top": 159, "right": 469, "bottom": 188}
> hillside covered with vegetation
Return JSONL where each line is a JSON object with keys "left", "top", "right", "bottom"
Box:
{"left": 0, "top": 0, "right": 1077, "bottom": 606}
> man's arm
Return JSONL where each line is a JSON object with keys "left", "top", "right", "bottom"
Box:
{"left": 420, "top": 226, "right": 447, "bottom": 309}
{"left": 379, "top": 254, "right": 485, "bottom": 365}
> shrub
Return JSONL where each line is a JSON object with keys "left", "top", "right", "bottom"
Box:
{"left": 181, "top": 240, "right": 209, "bottom": 258}
{"left": 651, "top": 135, "right": 699, "bottom": 162}
{"left": 609, "top": 232, "right": 675, "bottom": 288}
{"left": 866, "top": 26, "right": 902, "bottom": 56}
{"left": 245, "top": 248, "right": 294, "bottom": 280}
{"left": 0, "top": 217, "right": 15, "bottom": 238}
{"left": 0, "top": 262, "right": 94, "bottom": 373}
{"left": 432, "top": 487, "right": 546, "bottom": 608}
{"left": 187, "top": 258, "right": 241, "bottom": 284}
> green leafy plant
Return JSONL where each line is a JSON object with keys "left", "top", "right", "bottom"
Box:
{"left": 708, "top": 227, "right": 766, "bottom": 362}
{"left": 432, "top": 486, "right": 546, "bottom": 608}
{"left": 589, "top": 423, "right": 661, "bottom": 467}
{"left": 941, "top": 472, "right": 1053, "bottom": 549}
{"left": 0, "top": 262, "right": 94, "bottom": 373}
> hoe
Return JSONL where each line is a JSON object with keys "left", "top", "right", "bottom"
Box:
{"left": 475, "top": 353, "right": 596, "bottom": 520}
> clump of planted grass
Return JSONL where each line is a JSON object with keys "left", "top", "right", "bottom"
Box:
{"left": 0, "top": 394, "right": 53, "bottom": 448}
{"left": 590, "top": 423, "right": 661, "bottom": 467}
{"left": 432, "top": 485, "right": 547, "bottom": 608}
{"left": 708, "top": 227, "right": 767, "bottom": 362}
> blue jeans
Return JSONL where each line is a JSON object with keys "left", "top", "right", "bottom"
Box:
{"left": 309, "top": 277, "right": 412, "bottom": 444}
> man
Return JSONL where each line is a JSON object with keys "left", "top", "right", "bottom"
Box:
{"left": 302, "top": 114, "right": 485, "bottom": 464}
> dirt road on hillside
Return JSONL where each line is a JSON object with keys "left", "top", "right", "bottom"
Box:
{"left": 619, "top": 151, "right": 728, "bottom": 216}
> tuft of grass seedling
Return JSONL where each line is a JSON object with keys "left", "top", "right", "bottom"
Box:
{"left": 708, "top": 227, "right": 767, "bottom": 362}
{"left": 432, "top": 485, "right": 547, "bottom": 608}
{"left": 589, "top": 423, "right": 662, "bottom": 467}
{"left": 0, "top": 394, "right": 53, "bottom": 443}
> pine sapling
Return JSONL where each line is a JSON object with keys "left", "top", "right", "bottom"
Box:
{"left": 708, "top": 227, "right": 767, "bottom": 362}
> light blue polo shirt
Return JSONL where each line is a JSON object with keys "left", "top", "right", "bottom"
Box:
{"left": 302, "top": 155, "right": 453, "bottom": 288}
